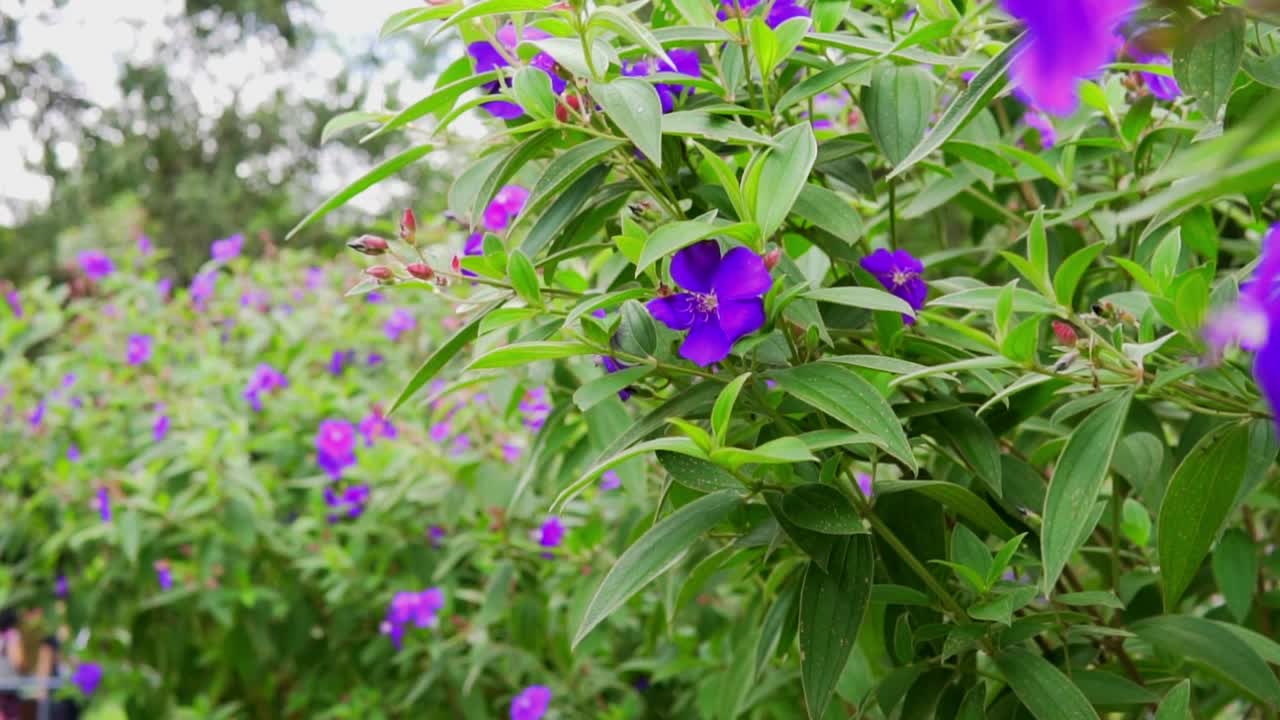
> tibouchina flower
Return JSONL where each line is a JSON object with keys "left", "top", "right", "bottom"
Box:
{"left": 72, "top": 663, "right": 103, "bottom": 695}
{"left": 860, "top": 248, "right": 927, "bottom": 325}
{"left": 538, "top": 516, "right": 565, "bottom": 548}
{"left": 78, "top": 250, "right": 114, "bottom": 281}
{"left": 467, "top": 25, "right": 564, "bottom": 119}
{"left": 621, "top": 49, "right": 702, "bottom": 113}
{"left": 211, "top": 233, "right": 244, "bottom": 262}
{"left": 315, "top": 419, "right": 357, "bottom": 480}
{"left": 1127, "top": 41, "right": 1180, "bottom": 101}
{"left": 1001, "top": 0, "right": 1137, "bottom": 115}
{"left": 510, "top": 685, "right": 552, "bottom": 720}
{"left": 648, "top": 241, "right": 771, "bottom": 366}
{"left": 718, "top": 0, "right": 811, "bottom": 29}
{"left": 126, "top": 334, "right": 154, "bottom": 366}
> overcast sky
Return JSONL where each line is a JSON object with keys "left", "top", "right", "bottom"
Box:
{"left": 0, "top": 0, "right": 476, "bottom": 225}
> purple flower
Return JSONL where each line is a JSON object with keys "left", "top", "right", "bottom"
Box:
{"left": 240, "top": 288, "right": 269, "bottom": 311}
{"left": 485, "top": 185, "right": 530, "bottom": 232}
{"left": 855, "top": 472, "right": 874, "bottom": 498}
{"left": 358, "top": 408, "right": 397, "bottom": 446}
{"left": 502, "top": 442, "right": 522, "bottom": 464}
{"left": 451, "top": 433, "right": 472, "bottom": 456}
{"left": 190, "top": 271, "right": 217, "bottom": 311}
{"left": 244, "top": 363, "right": 288, "bottom": 412}
{"left": 96, "top": 486, "right": 111, "bottom": 523}
{"left": 385, "top": 308, "right": 416, "bottom": 342}
{"left": 538, "top": 516, "right": 565, "bottom": 548}
{"left": 157, "top": 277, "right": 174, "bottom": 301}
{"left": 1001, "top": 0, "right": 1137, "bottom": 115}
{"left": 126, "top": 334, "right": 154, "bottom": 366}
{"left": 328, "top": 349, "right": 356, "bottom": 376}
{"left": 601, "top": 356, "right": 634, "bottom": 401}
{"left": 305, "top": 266, "right": 326, "bottom": 291}
{"left": 153, "top": 411, "right": 170, "bottom": 442}
{"left": 1023, "top": 111, "right": 1056, "bottom": 148}
{"left": 1127, "top": 41, "right": 1181, "bottom": 101}
{"left": 468, "top": 25, "right": 564, "bottom": 119}
{"left": 27, "top": 400, "right": 46, "bottom": 429}
{"left": 646, "top": 241, "right": 772, "bottom": 366}
{"left": 155, "top": 561, "right": 173, "bottom": 591}
{"left": 366, "top": 352, "right": 384, "bottom": 367}
{"left": 56, "top": 575, "right": 68, "bottom": 598}
{"left": 718, "top": 0, "right": 810, "bottom": 28}
{"left": 316, "top": 419, "right": 358, "bottom": 480}
{"left": 510, "top": 685, "right": 552, "bottom": 720}
{"left": 211, "top": 233, "right": 244, "bottom": 262}
{"left": 860, "top": 248, "right": 927, "bottom": 325}
{"left": 66, "top": 444, "right": 80, "bottom": 462}
{"left": 78, "top": 250, "right": 114, "bottom": 281}
{"left": 430, "top": 420, "right": 452, "bottom": 444}
{"left": 621, "top": 49, "right": 702, "bottom": 113}
{"left": 428, "top": 524, "right": 446, "bottom": 548}
{"left": 5, "top": 288, "right": 23, "bottom": 318}
{"left": 382, "top": 588, "right": 446, "bottom": 648}
{"left": 1206, "top": 224, "right": 1280, "bottom": 429}
{"left": 520, "top": 387, "right": 552, "bottom": 431}
{"left": 324, "top": 483, "right": 370, "bottom": 522}
{"left": 137, "top": 233, "right": 153, "bottom": 255}
{"left": 600, "top": 470, "right": 622, "bottom": 491}
{"left": 72, "top": 663, "right": 103, "bottom": 695}
{"left": 365, "top": 291, "right": 385, "bottom": 304}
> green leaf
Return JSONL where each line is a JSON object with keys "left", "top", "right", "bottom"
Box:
{"left": 564, "top": 287, "right": 651, "bottom": 326}
{"left": 923, "top": 409, "right": 1002, "bottom": 497}
{"left": 989, "top": 532, "right": 1027, "bottom": 587}
{"left": 592, "top": 78, "right": 664, "bottom": 166}
{"left": 931, "top": 286, "right": 1058, "bottom": 315}
{"left": 662, "top": 111, "right": 775, "bottom": 145}
{"left": 1055, "top": 591, "right": 1124, "bottom": 610}
{"left": 522, "top": 165, "right": 608, "bottom": 258}
{"left": 782, "top": 484, "right": 864, "bottom": 535}
{"left": 515, "top": 138, "right": 625, "bottom": 235}
{"left": 1041, "top": 391, "right": 1132, "bottom": 593}
{"left": 391, "top": 300, "right": 503, "bottom": 414}
{"left": 748, "top": 124, "right": 818, "bottom": 239}
{"left": 658, "top": 451, "right": 742, "bottom": 492}
{"left": 875, "top": 480, "right": 1015, "bottom": 539}
{"left": 1073, "top": 671, "right": 1159, "bottom": 706}
{"left": 994, "top": 648, "right": 1100, "bottom": 720}
{"left": 320, "top": 110, "right": 387, "bottom": 144}
{"left": 575, "top": 490, "right": 743, "bottom": 646}
{"left": 378, "top": 4, "right": 457, "bottom": 38}
{"left": 710, "top": 437, "right": 817, "bottom": 469}
{"left": 1212, "top": 527, "right": 1258, "bottom": 622}
{"left": 694, "top": 143, "right": 750, "bottom": 221}
{"left": 592, "top": 381, "right": 722, "bottom": 464}
{"left": 1053, "top": 243, "right": 1105, "bottom": 308}
{"left": 506, "top": 250, "right": 542, "bottom": 306}
{"left": 711, "top": 373, "right": 751, "bottom": 446}
{"left": 1001, "top": 316, "right": 1042, "bottom": 365}
{"left": 559, "top": 437, "right": 707, "bottom": 512}
{"left": 670, "top": 0, "right": 718, "bottom": 26}
{"left": 1158, "top": 422, "right": 1251, "bottom": 611}
{"left": 573, "top": 366, "right": 651, "bottom": 411}
{"left": 799, "top": 534, "right": 874, "bottom": 719}
{"left": 803, "top": 286, "right": 913, "bottom": 317}
{"left": 861, "top": 65, "right": 934, "bottom": 165}
{"left": 470, "top": 131, "right": 556, "bottom": 233}
{"left": 1132, "top": 614, "right": 1280, "bottom": 707}
{"left": 120, "top": 508, "right": 141, "bottom": 565}
{"left": 1025, "top": 211, "right": 1053, "bottom": 297}
{"left": 952, "top": 523, "right": 992, "bottom": 582}
{"left": 888, "top": 36, "right": 1019, "bottom": 179}
{"left": 466, "top": 341, "right": 596, "bottom": 370}
{"left": 1173, "top": 8, "right": 1245, "bottom": 122}
{"left": 587, "top": 6, "right": 673, "bottom": 68}
{"left": 513, "top": 67, "right": 558, "bottom": 121}
{"left": 1119, "top": 497, "right": 1151, "bottom": 548}
{"left": 361, "top": 72, "right": 500, "bottom": 143}
{"left": 1154, "top": 681, "right": 1191, "bottom": 720}
{"left": 776, "top": 54, "right": 874, "bottom": 113}
{"left": 768, "top": 363, "right": 915, "bottom": 471}
{"left": 791, "top": 184, "right": 866, "bottom": 246}
{"left": 616, "top": 299, "right": 658, "bottom": 356}
{"left": 428, "top": 0, "right": 551, "bottom": 40}
{"left": 287, "top": 145, "right": 432, "bottom": 240}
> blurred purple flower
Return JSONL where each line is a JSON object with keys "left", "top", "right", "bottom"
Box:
{"left": 451, "top": 433, "right": 472, "bottom": 456}
{"left": 385, "top": 308, "right": 416, "bottom": 342}
{"left": 1001, "top": 0, "right": 1137, "bottom": 115}
{"left": 96, "top": 486, "right": 111, "bottom": 523}
{"left": 365, "top": 291, "right": 385, "bottom": 304}
{"left": 430, "top": 421, "right": 452, "bottom": 444}
{"left": 55, "top": 575, "right": 68, "bottom": 598}
{"left": 67, "top": 444, "right": 80, "bottom": 462}
{"left": 324, "top": 483, "right": 370, "bottom": 522}
{"left": 78, "top": 250, "right": 114, "bottom": 281}
{"left": 157, "top": 277, "right": 174, "bottom": 301}
{"left": 428, "top": 524, "right": 446, "bottom": 548}
{"left": 621, "top": 49, "right": 702, "bottom": 113}
{"left": 153, "top": 411, "right": 170, "bottom": 442}
{"left": 126, "top": 334, "right": 154, "bottom": 366}
{"left": 1023, "top": 111, "right": 1057, "bottom": 148}
{"left": 211, "top": 233, "right": 244, "bottom": 262}
{"left": 367, "top": 352, "right": 385, "bottom": 367}
{"left": 647, "top": 241, "right": 772, "bottom": 366}
{"left": 240, "top": 288, "right": 270, "bottom": 311}
{"left": 718, "top": 0, "right": 810, "bottom": 28}
{"left": 155, "top": 561, "right": 173, "bottom": 591}
{"left": 600, "top": 470, "right": 622, "bottom": 491}
{"left": 485, "top": 185, "right": 530, "bottom": 232}
{"left": 468, "top": 25, "right": 564, "bottom": 119}
{"left": 510, "top": 685, "right": 552, "bottom": 720}
{"left": 328, "top": 349, "right": 356, "bottom": 376}
{"left": 1128, "top": 42, "right": 1180, "bottom": 101}
{"left": 358, "top": 408, "right": 397, "bottom": 446}
{"left": 305, "top": 266, "right": 326, "bottom": 291}
{"left": 855, "top": 472, "right": 874, "bottom": 498}
{"left": 244, "top": 363, "right": 288, "bottom": 412}
{"left": 600, "top": 356, "right": 634, "bottom": 401}
{"left": 190, "top": 271, "right": 217, "bottom": 311}
{"left": 316, "top": 419, "right": 357, "bottom": 480}
{"left": 1206, "top": 224, "right": 1280, "bottom": 428}
{"left": 72, "top": 663, "right": 102, "bottom": 695}
{"left": 502, "top": 442, "right": 522, "bottom": 464}
{"left": 520, "top": 387, "right": 552, "bottom": 431}
{"left": 538, "top": 516, "right": 565, "bottom": 548}
{"left": 382, "top": 588, "right": 445, "bottom": 648}
{"left": 137, "top": 233, "right": 153, "bottom": 255}
{"left": 860, "top": 248, "right": 927, "bottom": 325}
{"left": 5, "top": 289, "right": 22, "bottom": 318}
{"left": 27, "top": 400, "right": 46, "bottom": 429}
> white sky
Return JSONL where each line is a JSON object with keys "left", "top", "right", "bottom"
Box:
{"left": 0, "top": 0, "right": 480, "bottom": 225}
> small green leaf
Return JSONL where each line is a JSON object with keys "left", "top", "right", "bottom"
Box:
{"left": 658, "top": 451, "right": 742, "bottom": 492}
{"left": 1055, "top": 591, "right": 1125, "bottom": 610}
{"left": 617, "top": 300, "right": 658, "bottom": 356}
{"left": 988, "top": 532, "right": 1027, "bottom": 587}
{"left": 1001, "top": 316, "right": 1042, "bottom": 365}
{"left": 1041, "top": 392, "right": 1132, "bottom": 593}
{"left": 592, "top": 78, "right": 664, "bottom": 166}
{"left": 663, "top": 111, "right": 776, "bottom": 146}
{"left": 1133, "top": 614, "right": 1280, "bottom": 707}
{"left": 1053, "top": 243, "right": 1105, "bottom": 308}
{"left": 288, "top": 145, "right": 433, "bottom": 240}
{"left": 710, "top": 437, "right": 817, "bottom": 469}
{"left": 575, "top": 490, "right": 743, "bottom": 647}
{"left": 791, "top": 184, "right": 866, "bottom": 246}
{"left": 573, "top": 366, "right": 651, "bottom": 411}
{"left": 638, "top": 220, "right": 718, "bottom": 273}
{"left": 1158, "top": 423, "right": 1251, "bottom": 611}
{"left": 803, "top": 286, "right": 914, "bottom": 317}
{"left": 513, "top": 67, "right": 558, "bottom": 121}
{"left": 1173, "top": 8, "right": 1246, "bottom": 122}
{"left": 428, "top": 0, "right": 551, "bottom": 41}
{"left": 711, "top": 373, "right": 751, "bottom": 446}
{"left": 466, "top": 341, "right": 597, "bottom": 370}
{"left": 514, "top": 138, "right": 626, "bottom": 236}
{"left": 994, "top": 648, "right": 1101, "bottom": 720}
{"left": 876, "top": 480, "right": 1015, "bottom": 540}
{"left": 558, "top": 437, "right": 707, "bottom": 512}
{"left": 782, "top": 484, "right": 864, "bottom": 535}
{"left": 1154, "top": 680, "right": 1191, "bottom": 720}
{"left": 1119, "top": 497, "right": 1152, "bottom": 547}
{"left": 799, "top": 534, "right": 874, "bottom": 719}
{"left": 587, "top": 6, "right": 673, "bottom": 69}
{"left": 320, "top": 110, "right": 387, "bottom": 144}
{"left": 1025, "top": 211, "right": 1053, "bottom": 297}
{"left": 1213, "top": 527, "right": 1258, "bottom": 622}
{"left": 861, "top": 65, "right": 934, "bottom": 165}
{"left": 748, "top": 124, "right": 818, "bottom": 239}
{"left": 506, "top": 250, "right": 542, "bottom": 306}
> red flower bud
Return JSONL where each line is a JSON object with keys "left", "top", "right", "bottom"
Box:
{"left": 555, "top": 94, "right": 582, "bottom": 123}
{"left": 365, "top": 266, "right": 394, "bottom": 281}
{"left": 1052, "top": 320, "right": 1078, "bottom": 346}
{"left": 406, "top": 262, "right": 434, "bottom": 281}
{"left": 399, "top": 209, "right": 417, "bottom": 243}
{"left": 347, "top": 234, "right": 389, "bottom": 256}
{"left": 763, "top": 248, "right": 782, "bottom": 271}
{"left": 451, "top": 255, "right": 461, "bottom": 273}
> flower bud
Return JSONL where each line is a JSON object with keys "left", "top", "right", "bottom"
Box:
{"left": 1052, "top": 320, "right": 1078, "bottom": 346}
{"left": 348, "top": 234, "right": 389, "bottom": 256}
{"left": 365, "top": 266, "right": 394, "bottom": 281}
{"left": 451, "top": 255, "right": 461, "bottom": 273}
{"left": 406, "top": 262, "right": 434, "bottom": 281}
{"left": 555, "top": 94, "right": 582, "bottom": 123}
{"left": 763, "top": 248, "right": 782, "bottom": 271}
{"left": 399, "top": 209, "right": 417, "bottom": 243}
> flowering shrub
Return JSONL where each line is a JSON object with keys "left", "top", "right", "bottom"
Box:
{"left": 295, "top": 0, "right": 1280, "bottom": 717}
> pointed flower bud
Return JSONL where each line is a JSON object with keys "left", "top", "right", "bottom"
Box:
{"left": 406, "top": 262, "right": 434, "bottom": 281}
{"left": 400, "top": 209, "right": 418, "bottom": 243}
{"left": 763, "top": 248, "right": 782, "bottom": 271}
{"left": 365, "top": 266, "right": 394, "bottom": 281}
{"left": 348, "top": 235, "right": 389, "bottom": 256}
{"left": 1052, "top": 320, "right": 1078, "bottom": 346}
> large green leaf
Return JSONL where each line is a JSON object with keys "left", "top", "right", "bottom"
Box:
{"left": 921, "top": 409, "right": 1002, "bottom": 496}
{"left": 747, "top": 124, "right": 818, "bottom": 239}
{"left": 1158, "top": 422, "right": 1251, "bottom": 611}
{"left": 861, "top": 65, "right": 934, "bottom": 165}
{"left": 799, "top": 533, "right": 874, "bottom": 719}
{"left": 875, "top": 480, "right": 1014, "bottom": 539}
{"left": 1041, "top": 392, "right": 1132, "bottom": 593}
{"left": 591, "top": 78, "right": 664, "bottom": 165}
{"left": 1172, "top": 8, "right": 1245, "bottom": 122}
{"left": 994, "top": 648, "right": 1100, "bottom": 720}
{"left": 802, "top": 286, "right": 913, "bottom": 317}
{"left": 574, "top": 490, "right": 743, "bottom": 646}
{"left": 515, "top": 138, "right": 625, "bottom": 235}
{"left": 782, "top": 483, "right": 864, "bottom": 535}
{"left": 791, "top": 183, "right": 866, "bottom": 246}
{"left": 768, "top": 363, "right": 916, "bottom": 471}
{"left": 466, "top": 341, "right": 597, "bottom": 370}
{"left": 1212, "top": 527, "right": 1258, "bottom": 622}
{"left": 390, "top": 299, "right": 504, "bottom": 414}
{"left": 661, "top": 111, "right": 776, "bottom": 145}
{"left": 286, "top": 145, "right": 433, "bottom": 240}
{"left": 1133, "top": 614, "right": 1280, "bottom": 707}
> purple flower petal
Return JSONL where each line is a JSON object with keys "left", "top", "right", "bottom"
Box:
{"left": 714, "top": 246, "right": 773, "bottom": 300}
{"left": 647, "top": 294, "right": 698, "bottom": 330}
{"left": 671, "top": 240, "right": 722, "bottom": 293}
{"left": 680, "top": 316, "right": 732, "bottom": 366}
{"left": 717, "top": 298, "right": 765, "bottom": 344}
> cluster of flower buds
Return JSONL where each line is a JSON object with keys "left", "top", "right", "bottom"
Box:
{"left": 555, "top": 94, "right": 583, "bottom": 123}
{"left": 348, "top": 234, "right": 389, "bottom": 256}
{"left": 348, "top": 209, "right": 446, "bottom": 287}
